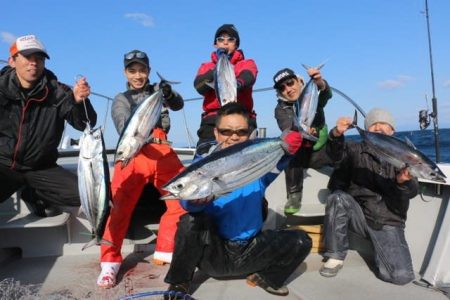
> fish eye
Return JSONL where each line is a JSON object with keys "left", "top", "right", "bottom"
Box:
{"left": 176, "top": 183, "right": 184, "bottom": 189}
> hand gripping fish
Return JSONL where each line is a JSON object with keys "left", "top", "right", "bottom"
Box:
{"left": 352, "top": 111, "right": 446, "bottom": 183}
{"left": 294, "top": 63, "right": 326, "bottom": 142}
{"left": 77, "top": 123, "right": 114, "bottom": 250}
{"left": 161, "top": 137, "right": 291, "bottom": 200}
{"left": 114, "top": 73, "right": 179, "bottom": 167}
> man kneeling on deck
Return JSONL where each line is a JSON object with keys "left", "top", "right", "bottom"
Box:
{"left": 163, "top": 102, "right": 312, "bottom": 298}
{"left": 319, "top": 108, "right": 418, "bottom": 285}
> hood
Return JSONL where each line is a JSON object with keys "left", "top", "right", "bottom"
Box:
{"left": 276, "top": 75, "right": 305, "bottom": 102}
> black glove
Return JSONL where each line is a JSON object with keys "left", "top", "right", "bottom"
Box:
{"left": 160, "top": 81, "right": 172, "bottom": 98}
{"left": 216, "top": 48, "right": 227, "bottom": 57}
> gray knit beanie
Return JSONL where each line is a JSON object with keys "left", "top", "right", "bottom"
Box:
{"left": 364, "top": 108, "right": 395, "bottom": 130}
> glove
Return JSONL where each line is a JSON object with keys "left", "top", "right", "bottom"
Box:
{"left": 160, "top": 81, "right": 172, "bottom": 98}
{"left": 281, "top": 130, "right": 303, "bottom": 154}
{"left": 216, "top": 48, "right": 227, "bottom": 57}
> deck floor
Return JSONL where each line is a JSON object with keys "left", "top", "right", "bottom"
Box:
{"left": 0, "top": 247, "right": 447, "bottom": 300}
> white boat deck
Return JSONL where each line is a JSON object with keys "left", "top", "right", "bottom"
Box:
{"left": 0, "top": 246, "right": 447, "bottom": 299}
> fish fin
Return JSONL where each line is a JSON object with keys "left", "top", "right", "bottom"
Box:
{"left": 120, "top": 159, "right": 130, "bottom": 169}
{"left": 77, "top": 206, "right": 84, "bottom": 217}
{"left": 301, "top": 130, "right": 319, "bottom": 142}
{"left": 205, "top": 81, "right": 215, "bottom": 89}
{"left": 351, "top": 110, "right": 362, "bottom": 131}
{"left": 301, "top": 60, "right": 328, "bottom": 72}
{"left": 405, "top": 136, "right": 417, "bottom": 149}
{"left": 301, "top": 63, "right": 312, "bottom": 70}
{"left": 81, "top": 238, "right": 115, "bottom": 251}
{"left": 156, "top": 72, "right": 180, "bottom": 85}
{"left": 209, "top": 142, "right": 224, "bottom": 153}
{"left": 195, "top": 141, "right": 220, "bottom": 158}
{"left": 249, "top": 129, "right": 258, "bottom": 140}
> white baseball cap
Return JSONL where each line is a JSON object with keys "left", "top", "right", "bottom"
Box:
{"left": 10, "top": 35, "right": 49, "bottom": 59}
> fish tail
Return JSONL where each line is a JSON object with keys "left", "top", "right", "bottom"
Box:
{"left": 156, "top": 72, "right": 180, "bottom": 85}
{"left": 81, "top": 238, "right": 98, "bottom": 251}
{"left": 352, "top": 110, "right": 358, "bottom": 127}
{"left": 81, "top": 238, "right": 115, "bottom": 251}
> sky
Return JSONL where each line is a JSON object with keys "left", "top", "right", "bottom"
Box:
{"left": 1, "top": 0, "right": 449, "bottom": 148}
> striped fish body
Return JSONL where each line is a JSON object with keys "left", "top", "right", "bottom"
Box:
{"left": 357, "top": 126, "right": 446, "bottom": 183}
{"left": 115, "top": 90, "right": 163, "bottom": 166}
{"left": 215, "top": 53, "right": 237, "bottom": 106}
{"left": 78, "top": 124, "right": 112, "bottom": 250}
{"left": 163, "top": 138, "right": 285, "bottom": 200}
{"left": 296, "top": 79, "right": 319, "bottom": 141}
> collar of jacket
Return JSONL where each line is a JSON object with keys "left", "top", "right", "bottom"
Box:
{"left": 0, "top": 66, "right": 55, "bottom": 100}
{"left": 211, "top": 49, "right": 245, "bottom": 64}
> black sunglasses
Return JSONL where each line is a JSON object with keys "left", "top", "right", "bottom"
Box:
{"left": 217, "top": 128, "right": 250, "bottom": 137}
{"left": 124, "top": 51, "right": 147, "bottom": 60}
{"left": 278, "top": 78, "right": 296, "bottom": 92}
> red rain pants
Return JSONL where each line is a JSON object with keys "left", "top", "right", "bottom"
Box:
{"left": 101, "top": 128, "right": 186, "bottom": 263}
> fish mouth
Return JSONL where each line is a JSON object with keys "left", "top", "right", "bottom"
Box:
{"left": 160, "top": 193, "right": 178, "bottom": 200}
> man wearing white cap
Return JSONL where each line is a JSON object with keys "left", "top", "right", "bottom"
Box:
{"left": 0, "top": 34, "right": 97, "bottom": 217}
{"left": 319, "top": 108, "right": 418, "bottom": 285}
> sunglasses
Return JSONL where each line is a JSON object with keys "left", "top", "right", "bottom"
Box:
{"left": 216, "top": 36, "right": 237, "bottom": 43}
{"left": 278, "top": 78, "right": 296, "bottom": 92}
{"left": 124, "top": 51, "right": 147, "bottom": 60}
{"left": 217, "top": 128, "right": 250, "bottom": 137}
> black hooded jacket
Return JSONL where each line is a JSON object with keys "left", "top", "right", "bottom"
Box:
{"left": 328, "top": 138, "right": 419, "bottom": 228}
{"left": 0, "top": 66, "right": 97, "bottom": 170}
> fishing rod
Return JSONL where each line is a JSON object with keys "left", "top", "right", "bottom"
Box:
{"left": 421, "top": 0, "right": 441, "bottom": 163}
{"left": 184, "top": 85, "right": 365, "bottom": 118}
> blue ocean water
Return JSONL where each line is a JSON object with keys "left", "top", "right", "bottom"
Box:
{"left": 347, "top": 128, "right": 450, "bottom": 163}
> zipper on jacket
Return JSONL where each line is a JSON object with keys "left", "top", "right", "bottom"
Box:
{"left": 11, "top": 86, "right": 49, "bottom": 169}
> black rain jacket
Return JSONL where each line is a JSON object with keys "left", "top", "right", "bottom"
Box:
{"left": 0, "top": 66, "right": 97, "bottom": 170}
{"left": 328, "top": 137, "right": 419, "bottom": 228}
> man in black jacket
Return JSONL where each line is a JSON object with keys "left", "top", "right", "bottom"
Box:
{"left": 0, "top": 34, "right": 97, "bottom": 217}
{"left": 273, "top": 67, "right": 332, "bottom": 214}
{"left": 319, "top": 108, "right": 418, "bottom": 285}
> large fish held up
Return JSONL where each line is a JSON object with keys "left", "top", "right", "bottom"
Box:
{"left": 213, "top": 51, "right": 237, "bottom": 106}
{"left": 115, "top": 73, "right": 177, "bottom": 167}
{"left": 162, "top": 137, "right": 288, "bottom": 200}
{"left": 77, "top": 123, "right": 114, "bottom": 250}
{"left": 295, "top": 63, "right": 326, "bottom": 142}
{"left": 352, "top": 111, "right": 447, "bottom": 183}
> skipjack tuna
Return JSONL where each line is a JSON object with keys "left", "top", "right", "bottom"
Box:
{"left": 352, "top": 111, "right": 447, "bottom": 183}
{"left": 78, "top": 123, "right": 113, "bottom": 250}
{"left": 162, "top": 137, "right": 288, "bottom": 200}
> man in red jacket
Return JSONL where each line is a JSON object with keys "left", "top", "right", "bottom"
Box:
{"left": 193, "top": 24, "right": 258, "bottom": 154}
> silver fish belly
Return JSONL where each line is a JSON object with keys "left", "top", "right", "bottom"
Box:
{"left": 78, "top": 124, "right": 113, "bottom": 250}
